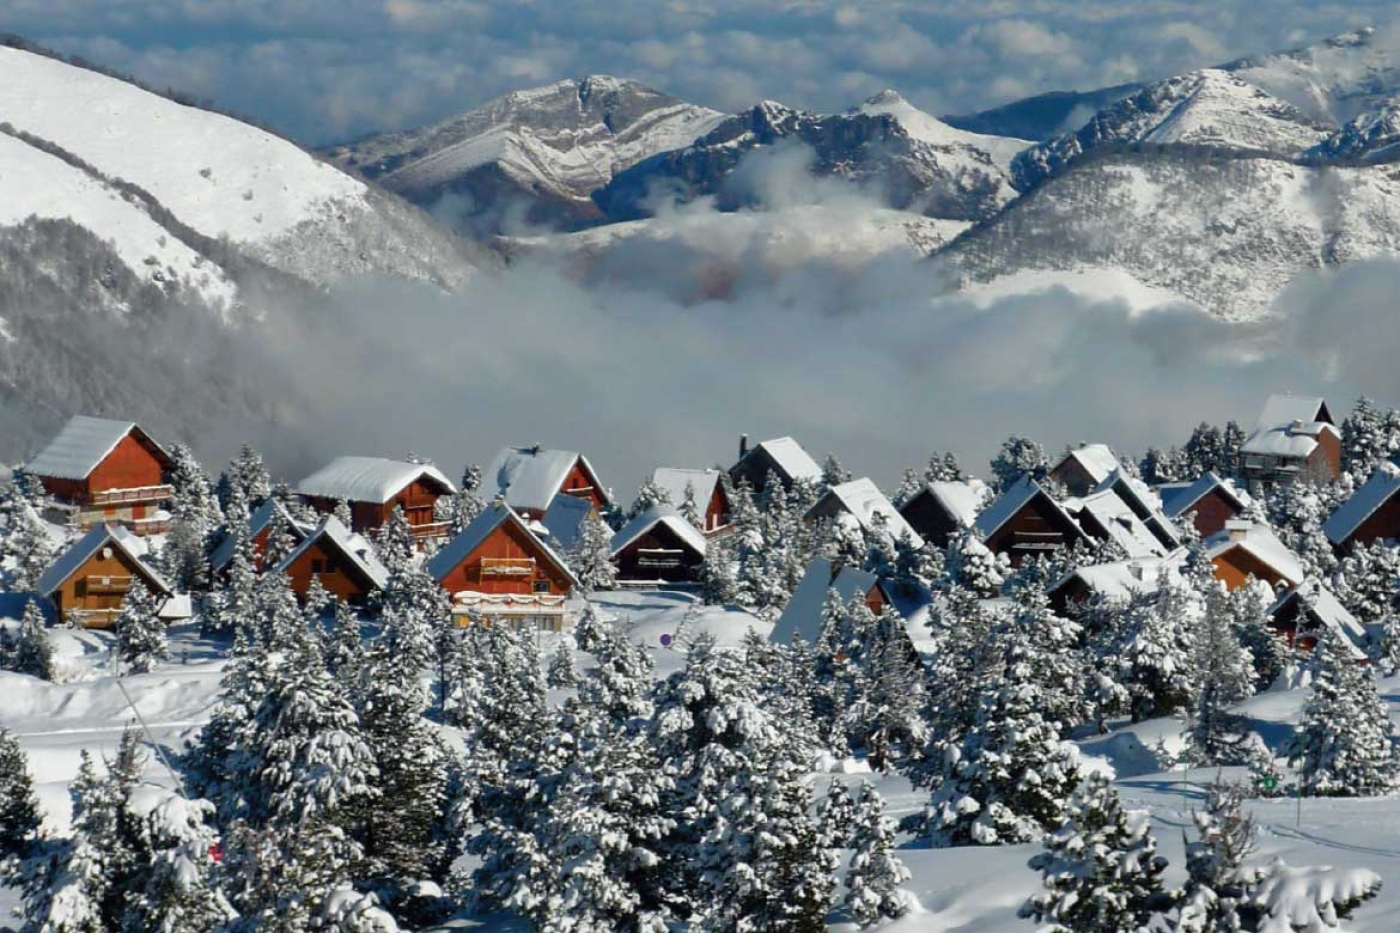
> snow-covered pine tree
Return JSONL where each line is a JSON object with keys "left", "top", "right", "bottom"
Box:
{"left": 374, "top": 506, "right": 416, "bottom": 577}
{"left": 0, "top": 726, "right": 41, "bottom": 860}
{"left": 944, "top": 531, "right": 1007, "bottom": 598}
{"left": 845, "top": 609, "right": 928, "bottom": 771}
{"left": 567, "top": 510, "right": 618, "bottom": 592}
{"left": 821, "top": 453, "right": 852, "bottom": 488}
{"left": 699, "top": 531, "right": 739, "bottom": 605}
{"left": 1341, "top": 396, "right": 1390, "bottom": 480}
{"left": 1185, "top": 581, "right": 1256, "bottom": 766}
{"left": 1174, "top": 778, "right": 1256, "bottom": 933}
{"left": 261, "top": 504, "right": 300, "bottom": 573}
{"left": 322, "top": 597, "right": 365, "bottom": 683}
{"left": 546, "top": 639, "right": 577, "bottom": 688}
{"left": 1286, "top": 628, "right": 1399, "bottom": 796}
{"left": 679, "top": 481, "right": 703, "bottom": 529}
{"left": 1334, "top": 539, "right": 1400, "bottom": 629}
{"left": 333, "top": 498, "right": 354, "bottom": 529}
{"left": 1115, "top": 568, "right": 1196, "bottom": 721}
{"left": 228, "top": 444, "right": 272, "bottom": 508}
{"left": 5, "top": 502, "right": 56, "bottom": 593}
{"left": 12, "top": 598, "right": 56, "bottom": 681}
{"left": 1229, "top": 583, "right": 1288, "bottom": 692}
{"left": 925, "top": 451, "right": 963, "bottom": 483}
{"left": 891, "top": 468, "right": 923, "bottom": 508}
{"left": 1004, "top": 582, "right": 1086, "bottom": 737}
{"left": 120, "top": 793, "right": 230, "bottom": 933}
{"left": 115, "top": 581, "right": 169, "bottom": 675}
{"left": 628, "top": 478, "right": 672, "bottom": 518}
{"left": 378, "top": 559, "right": 448, "bottom": 675}
{"left": 164, "top": 443, "right": 223, "bottom": 593}
{"left": 816, "top": 776, "right": 856, "bottom": 850}
{"left": 23, "top": 750, "right": 116, "bottom": 933}
{"left": 989, "top": 435, "right": 1047, "bottom": 492}
{"left": 1021, "top": 771, "right": 1168, "bottom": 933}
{"left": 843, "top": 781, "right": 910, "bottom": 927}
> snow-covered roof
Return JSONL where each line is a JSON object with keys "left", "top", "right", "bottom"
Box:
{"left": 650, "top": 467, "right": 723, "bottom": 510}
{"left": 1252, "top": 393, "right": 1331, "bottom": 434}
{"left": 974, "top": 475, "right": 1078, "bottom": 540}
{"left": 1161, "top": 471, "right": 1247, "bottom": 520}
{"left": 771, "top": 556, "right": 878, "bottom": 646}
{"left": 1269, "top": 579, "right": 1368, "bottom": 659}
{"left": 1242, "top": 394, "right": 1337, "bottom": 459}
{"left": 540, "top": 493, "right": 594, "bottom": 553}
{"left": 209, "top": 499, "right": 311, "bottom": 572}
{"left": 426, "top": 502, "right": 576, "bottom": 586}
{"left": 25, "top": 416, "right": 168, "bottom": 481}
{"left": 1204, "top": 522, "right": 1304, "bottom": 586}
{"left": 272, "top": 515, "right": 389, "bottom": 591}
{"left": 1052, "top": 443, "right": 1122, "bottom": 486}
{"left": 296, "top": 457, "right": 454, "bottom": 505}
{"left": 913, "top": 480, "right": 986, "bottom": 529}
{"left": 37, "top": 524, "right": 172, "bottom": 597}
{"left": 813, "top": 477, "right": 925, "bottom": 548}
{"left": 1051, "top": 556, "right": 1185, "bottom": 605}
{"left": 1322, "top": 461, "right": 1400, "bottom": 546}
{"left": 482, "top": 446, "right": 604, "bottom": 514}
{"left": 735, "top": 436, "right": 823, "bottom": 484}
{"left": 1067, "top": 489, "right": 1170, "bottom": 559}
{"left": 610, "top": 505, "right": 707, "bottom": 558}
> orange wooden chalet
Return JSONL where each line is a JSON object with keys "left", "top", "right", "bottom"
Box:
{"left": 209, "top": 499, "right": 312, "bottom": 576}
{"left": 37, "top": 524, "right": 173, "bottom": 628}
{"left": 26, "top": 416, "right": 174, "bottom": 535}
{"left": 296, "top": 457, "right": 456, "bottom": 542}
{"left": 269, "top": 515, "right": 389, "bottom": 606}
{"left": 482, "top": 445, "right": 609, "bottom": 520}
{"left": 1204, "top": 520, "right": 1304, "bottom": 592}
{"left": 426, "top": 503, "right": 577, "bottom": 630}
{"left": 610, "top": 505, "right": 707, "bottom": 585}
{"left": 650, "top": 468, "right": 731, "bottom": 535}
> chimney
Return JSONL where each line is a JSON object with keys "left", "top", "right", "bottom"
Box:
{"left": 739, "top": 433, "right": 749, "bottom": 459}
{"left": 1224, "top": 519, "right": 1251, "bottom": 542}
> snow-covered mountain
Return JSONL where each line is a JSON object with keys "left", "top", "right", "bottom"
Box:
{"left": 593, "top": 94, "right": 1030, "bottom": 224}
{"left": 1224, "top": 26, "right": 1400, "bottom": 126}
{"left": 323, "top": 76, "right": 728, "bottom": 235}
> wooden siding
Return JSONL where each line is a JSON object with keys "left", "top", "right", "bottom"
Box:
{"left": 1212, "top": 546, "right": 1290, "bottom": 591}
{"left": 281, "top": 538, "right": 377, "bottom": 605}
{"left": 308, "top": 476, "right": 451, "bottom": 535}
{"left": 1049, "top": 459, "right": 1098, "bottom": 498}
{"left": 615, "top": 523, "right": 705, "bottom": 584}
{"left": 1342, "top": 490, "right": 1400, "bottom": 549}
{"left": 39, "top": 431, "right": 169, "bottom": 504}
{"left": 557, "top": 460, "right": 607, "bottom": 512}
{"left": 49, "top": 544, "right": 165, "bottom": 629}
{"left": 728, "top": 449, "right": 783, "bottom": 496}
{"left": 435, "top": 521, "right": 573, "bottom": 596}
{"left": 983, "top": 495, "right": 1082, "bottom": 568}
{"left": 1311, "top": 430, "right": 1342, "bottom": 484}
{"left": 899, "top": 491, "right": 962, "bottom": 549}
{"left": 1179, "top": 488, "right": 1241, "bottom": 539}
{"left": 703, "top": 482, "right": 730, "bottom": 532}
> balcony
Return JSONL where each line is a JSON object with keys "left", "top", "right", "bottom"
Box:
{"left": 409, "top": 520, "right": 452, "bottom": 540}
{"left": 480, "top": 557, "right": 536, "bottom": 577}
{"left": 82, "top": 574, "right": 132, "bottom": 595}
{"left": 90, "top": 484, "right": 173, "bottom": 507}
{"left": 637, "top": 548, "right": 685, "bottom": 569}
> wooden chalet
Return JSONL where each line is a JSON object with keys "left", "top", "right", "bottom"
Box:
{"left": 296, "top": 456, "right": 456, "bottom": 542}
{"left": 426, "top": 503, "right": 577, "bottom": 630}
{"left": 1047, "top": 557, "right": 1184, "bottom": 615}
{"left": 974, "top": 476, "right": 1086, "bottom": 567}
{"left": 1238, "top": 394, "right": 1340, "bottom": 489}
{"left": 610, "top": 506, "right": 707, "bottom": 585}
{"left": 26, "top": 416, "right": 174, "bottom": 535}
{"left": 1267, "top": 580, "right": 1369, "bottom": 658}
{"left": 898, "top": 480, "right": 985, "bottom": 550}
{"left": 1160, "top": 472, "right": 1248, "bottom": 538}
{"left": 483, "top": 445, "right": 609, "bottom": 520}
{"left": 209, "top": 499, "right": 311, "bottom": 575}
{"left": 37, "top": 524, "right": 173, "bottom": 628}
{"left": 650, "top": 467, "right": 730, "bottom": 534}
{"left": 1322, "top": 461, "right": 1400, "bottom": 552}
{"left": 270, "top": 516, "right": 388, "bottom": 606}
{"left": 770, "top": 556, "right": 892, "bottom": 646}
{"left": 1048, "top": 443, "right": 1123, "bottom": 497}
{"left": 728, "top": 435, "right": 823, "bottom": 495}
{"left": 804, "top": 477, "right": 924, "bottom": 547}
{"left": 1204, "top": 520, "right": 1304, "bottom": 592}
{"left": 1064, "top": 485, "right": 1178, "bottom": 560}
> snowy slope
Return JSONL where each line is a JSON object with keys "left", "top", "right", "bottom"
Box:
{"left": 0, "top": 132, "right": 236, "bottom": 311}
{"left": 1226, "top": 26, "right": 1400, "bottom": 126}
{"left": 858, "top": 90, "right": 1030, "bottom": 173}
{"left": 324, "top": 76, "right": 728, "bottom": 234}
{"left": 1309, "top": 102, "right": 1400, "bottom": 162}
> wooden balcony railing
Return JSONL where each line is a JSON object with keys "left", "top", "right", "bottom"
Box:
{"left": 480, "top": 557, "right": 536, "bottom": 577}
{"left": 90, "top": 484, "right": 173, "bottom": 506}
{"left": 409, "top": 520, "right": 452, "bottom": 540}
{"left": 82, "top": 575, "right": 132, "bottom": 595}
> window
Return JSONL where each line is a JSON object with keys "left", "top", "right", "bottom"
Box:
{"left": 311, "top": 560, "right": 325, "bottom": 574}
{"left": 533, "top": 580, "right": 551, "bottom": 594}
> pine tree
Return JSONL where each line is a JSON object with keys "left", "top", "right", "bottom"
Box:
{"left": 1004, "top": 583, "right": 1086, "bottom": 736}
{"left": 374, "top": 506, "right": 416, "bottom": 577}
{"left": 1286, "top": 629, "right": 1399, "bottom": 796}
{"left": 1175, "top": 778, "right": 1256, "bottom": 933}
{"left": 699, "top": 532, "right": 739, "bottom": 605}
{"left": 6, "top": 503, "right": 56, "bottom": 593}
{"left": 821, "top": 453, "right": 852, "bottom": 488}
{"left": 1342, "top": 396, "right": 1390, "bottom": 479}
{"left": 115, "top": 582, "right": 169, "bottom": 675}
{"left": 1229, "top": 584, "right": 1288, "bottom": 692}
{"left": 679, "top": 481, "right": 703, "bottom": 529}
{"left": 816, "top": 776, "right": 856, "bottom": 849}
{"left": 1185, "top": 581, "right": 1256, "bottom": 766}
{"left": 990, "top": 436, "right": 1047, "bottom": 492}
{"left": 628, "top": 478, "right": 672, "bottom": 518}
{"left": 321, "top": 597, "right": 365, "bottom": 683}
{"left": 228, "top": 444, "right": 272, "bottom": 507}
{"left": 164, "top": 444, "right": 222, "bottom": 593}
{"left": 844, "top": 781, "right": 910, "bottom": 927}
{"left": 1115, "top": 569, "right": 1196, "bottom": 721}
{"left": 333, "top": 498, "right": 354, "bottom": 529}
{"left": 1021, "top": 771, "right": 1168, "bottom": 933}
{"left": 945, "top": 531, "right": 1007, "bottom": 598}
{"left": 261, "top": 504, "right": 299, "bottom": 572}
{"left": 1334, "top": 539, "right": 1400, "bottom": 628}
{"left": 0, "top": 727, "right": 41, "bottom": 860}
{"left": 120, "top": 793, "right": 229, "bottom": 933}
{"left": 26, "top": 751, "right": 114, "bottom": 933}
{"left": 12, "top": 598, "right": 56, "bottom": 681}
{"left": 568, "top": 510, "right": 618, "bottom": 592}
{"left": 546, "top": 640, "right": 577, "bottom": 688}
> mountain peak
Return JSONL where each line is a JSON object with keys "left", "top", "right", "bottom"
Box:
{"left": 865, "top": 89, "right": 906, "bottom": 107}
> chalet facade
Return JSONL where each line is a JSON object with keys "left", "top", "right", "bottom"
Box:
{"left": 1267, "top": 580, "right": 1369, "bottom": 658}
{"left": 804, "top": 478, "right": 924, "bottom": 548}
{"left": 297, "top": 457, "right": 456, "bottom": 542}
{"left": 651, "top": 468, "right": 730, "bottom": 534}
{"left": 975, "top": 476, "right": 1086, "bottom": 567}
{"left": 209, "top": 499, "right": 311, "bottom": 575}
{"left": 1160, "top": 472, "right": 1248, "bottom": 538}
{"left": 26, "top": 416, "right": 174, "bottom": 535}
{"left": 898, "top": 480, "right": 985, "bottom": 550}
{"left": 728, "top": 435, "right": 823, "bottom": 495}
{"left": 1238, "top": 394, "right": 1340, "bottom": 489}
{"left": 1048, "top": 443, "right": 1123, "bottom": 498}
{"left": 483, "top": 446, "right": 609, "bottom": 520}
{"left": 770, "top": 556, "right": 892, "bottom": 646}
{"left": 1322, "top": 462, "right": 1400, "bottom": 552}
{"left": 270, "top": 516, "right": 388, "bottom": 606}
{"left": 611, "top": 506, "right": 707, "bottom": 585}
{"left": 1204, "top": 520, "right": 1304, "bottom": 592}
{"left": 426, "top": 504, "right": 577, "bottom": 630}
{"left": 37, "top": 524, "right": 173, "bottom": 628}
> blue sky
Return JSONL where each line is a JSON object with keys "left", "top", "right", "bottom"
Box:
{"left": 8, "top": 1, "right": 1394, "bottom": 145}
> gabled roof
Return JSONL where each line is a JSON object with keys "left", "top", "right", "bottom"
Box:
{"left": 733, "top": 436, "right": 823, "bottom": 484}
{"left": 426, "top": 502, "right": 577, "bottom": 587}
{"left": 296, "top": 457, "right": 454, "bottom": 506}
{"left": 906, "top": 480, "right": 986, "bottom": 530}
{"left": 37, "top": 524, "right": 172, "bottom": 597}
{"left": 272, "top": 515, "right": 389, "bottom": 591}
{"left": 1252, "top": 394, "right": 1332, "bottom": 434}
{"left": 610, "top": 505, "right": 707, "bottom": 558}
{"left": 1051, "top": 443, "right": 1122, "bottom": 487}
{"left": 651, "top": 468, "right": 724, "bottom": 510}
{"left": 1066, "top": 489, "right": 1170, "bottom": 559}
{"left": 771, "top": 556, "right": 879, "bottom": 646}
{"left": 540, "top": 493, "right": 594, "bottom": 553}
{"left": 1322, "top": 461, "right": 1400, "bottom": 546}
{"left": 209, "top": 499, "right": 312, "bottom": 573}
{"left": 1242, "top": 394, "right": 1338, "bottom": 459}
{"left": 1268, "top": 579, "right": 1368, "bottom": 660}
{"left": 1049, "top": 555, "right": 1186, "bottom": 605}
{"left": 26, "top": 416, "right": 170, "bottom": 481}
{"left": 482, "top": 446, "right": 606, "bottom": 514}
{"left": 1204, "top": 523, "right": 1304, "bottom": 587}
{"left": 1161, "top": 471, "right": 1247, "bottom": 520}
{"left": 811, "top": 477, "right": 924, "bottom": 548}
{"left": 974, "top": 475, "right": 1080, "bottom": 541}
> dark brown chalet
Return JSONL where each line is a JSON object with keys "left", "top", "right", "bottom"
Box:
{"left": 427, "top": 503, "right": 577, "bottom": 630}
{"left": 270, "top": 516, "right": 389, "bottom": 606}
{"left": 483, "top": 446, "right": 609, "bottom": 520}
{"left": 898, "top": 481, "right": 984, "bottom": 549}
{"left": 37, "top": 524, "right": 173, "bottom": 628}
{"left": 728, "top": 435, "right": 823, "bottom": 496}
{"left": 650, "top": 468, "right": 731, "bottom": 535}
{"left": 1161, "top": 472, "right": 1248, "bottom": 539}
{"left": 975, "top": 476, "right": 1086, "bottom": 567}
{"left": 26, "top": 416, "right": 175, "bottom": 535}
{"left": 296, "top": 456, "right": 456, "bottom": 542}
{"left": 1323, "top": 462, "right": 1400, "bottom": 552}
{"left": 1267, "top": 580, "right": 1368, "bottom": 658}
{"left": 610, "top": 506, "right": 707, "bottom": 585}
{"left": 1048, "top": 443, "right": 1123, "bottom": 497}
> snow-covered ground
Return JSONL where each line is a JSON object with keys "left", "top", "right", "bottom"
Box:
{"left": 5, "top": 592, "right": 1400, "bottom": 931}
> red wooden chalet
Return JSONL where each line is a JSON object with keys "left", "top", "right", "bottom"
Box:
{"left": 296, "top": 456, "right": 456, "bottom": 542}
{"left": 482, "top": 445, "right": 609, "bottom": 520}
{"left": 26, "top": 416, "right": 174, "bottom": 535}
